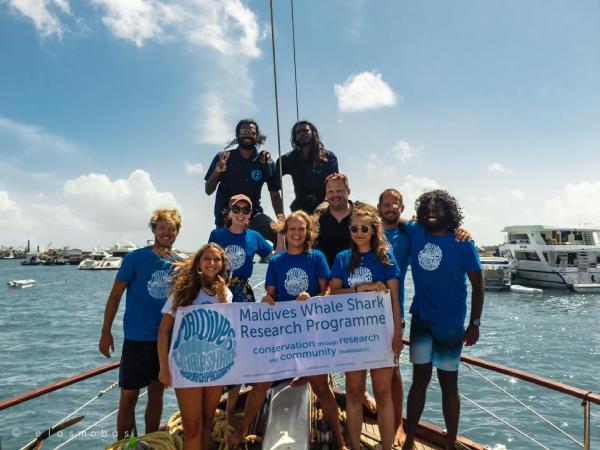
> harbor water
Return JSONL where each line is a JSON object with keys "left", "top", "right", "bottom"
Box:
{"left": 0, "top": 259, "right": 598, "bottom": 449}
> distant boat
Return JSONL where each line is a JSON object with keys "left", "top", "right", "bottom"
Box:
{"left": 1, "top": 250, "right": 16, "bottom": 259}
{"left": 78, "top": 249, "right": 110, "bottom": 270}
{"left": 7, "top": 279, "right": 36, "bottom": 288}
{"left": 501, "top": 225, "right": 600, "bottom": 291}
{"left": 21, "top": 253, "right": 41, "bottom": 266}
{"left": 480, "top": 256, "right": 512, "bottom": 290}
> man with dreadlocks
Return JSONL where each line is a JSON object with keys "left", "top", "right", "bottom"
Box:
{"left": 205, "top": 119, "right": 283, "bottom": 243}
{"left": 401, "top": 190, "right": 484, "bottom": 450}
{"left": 276, "top": 120, "right": 339, "bottom": 214}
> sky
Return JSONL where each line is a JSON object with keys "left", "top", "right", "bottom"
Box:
{"left": 1, "top": 0, "right": 599, "bottom": 251}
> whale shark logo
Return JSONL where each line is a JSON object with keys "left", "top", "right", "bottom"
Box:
{"left": 348, "top": 266, "right": 373, "bottom": 288}
{"left": 225, "top": 245, "right": 246, "bottom": 271}
{"left": 284, "top": 267, "right": 309, "bottom": 297}
{"left": 147, "top": 270, "right": 172, "bottom": 300}
{"left": 418, "top": 243, "right": 443, "bottom": 271}
{"left": 172, "top": 308, "right": 237, "bottom": 383}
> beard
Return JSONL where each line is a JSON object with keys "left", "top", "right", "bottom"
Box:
{"left": 423, "top": 217, "right": 451, "bottom": 233}
{"left": 381, "top": 213, "right": 399, "bottom": 226}
{"left": 238, "top": 137, "right": 256, "bottom": 149}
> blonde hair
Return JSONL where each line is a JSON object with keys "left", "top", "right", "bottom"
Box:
{"left": 349, "top": 202, "right": 392, "bottom": 272}
{"left": 271, "top": 210, "right": 319, "bottom": 253}
{"left": 170, "top": 243, "right": 229, "bottom": 309}
{"left": 149, "top": 209, "right": 182, "bottom": 231}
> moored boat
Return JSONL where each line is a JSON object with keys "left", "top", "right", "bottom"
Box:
{"left": 500, "top": 225, "right": 600, "bottom": 291}
{"left": 480, "top": 256, "right": 512, "bottom": 291}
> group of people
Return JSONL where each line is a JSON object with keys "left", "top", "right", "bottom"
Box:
{"left": 99, "top": 119, "right": 485, "bottom": 450}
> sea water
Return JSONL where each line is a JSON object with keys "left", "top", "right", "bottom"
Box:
{"left": 0, "top": 260, "right": 598, "bottom": 449}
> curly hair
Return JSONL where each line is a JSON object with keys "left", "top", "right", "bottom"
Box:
{"left": 415, "top": 189, "right": 464, "bottom": 231}
{"left": 170, "top": 243, "right": 230, "bottom": 310}
{"left": 224, "top": 118, "right": 266, "bottom": 149}
{"left": 349, "top": 202, "right": 392, "bottom": 272}
{"left": 148, "top": 209, "right": 182, "bottom": 231}
{"left": 290, "top": 120, "right": 330, "bottom": 168}
{"left": 271, "top": 210, "right": 319, "bottom": 253}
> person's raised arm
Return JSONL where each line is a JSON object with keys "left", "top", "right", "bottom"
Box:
{"left": 464, "top": 271, "right": 484, "bottom": 346}
{"left": 205, "top": 151, "right": 229, "bottom": 195}
{"left": 99, "top": 279, "right": 127, "bottom": 358}
{"left": 269, "top": 190, "right": 284, "bottom": 216}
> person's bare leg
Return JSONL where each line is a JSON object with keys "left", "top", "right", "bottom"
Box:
{"left": 362, "top": 390, "right": 377, "bottom": 414}
{"left": 227, "top": 381, "right": 272, "bottom": 449}
{"left": 175, "top": 387, "right": 203, "bottom": 450}
{"left": 391, "top": 367, "right": 405, "bottom": 446}
{"left": 117, "top": 389, "right": 139, "bottom": 439}
{"left": 371, "top": 367, "right": 394, "bottom": 450}
{"left": 437, "top": 369, "right": 459, "bottom": 450}
{"left": 402, "top": 363, "right": 432, "bottom": 450}
{"left": 308, "top": 375, "right": 348, "bottom": 449}
{"left": 145, "top": 380, "right": 164, "bottom": 434}
{"left": 226, "top": 386, "right": 241, "bottom": 426}
{"left": 202, "top": 386, "right": 224, "bottom": 450}
{"left": 345, "top": 370, "right": 366, "bottom": 450}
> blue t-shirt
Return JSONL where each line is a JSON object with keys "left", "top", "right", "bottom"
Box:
{"left": 384, "top": 227, "right": 411, "bottom": 318}
{"left": 404, "top": 221, "right": 481, "bottom": 327}
{"left": 265, "top": 250, "right": 330, "bottom": 302}
{"left": 330, "top": 249, "right": 400, "bottom": 288}
{"left": 209, "top": 227, "right": 273, "bottom": 279}
{"left": 116, "top": 246, "right": 179, "bottom": 341}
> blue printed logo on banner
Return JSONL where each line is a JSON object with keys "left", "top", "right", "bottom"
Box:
{"left": 172, "top": 308, "right": 237, "bottom": 383}
{"left": 250, "top": 169, "right": 263, "bottom": 181}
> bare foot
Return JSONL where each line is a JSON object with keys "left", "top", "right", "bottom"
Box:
{"left": 290, "top": 376, "right": 309, "bottom": 387}
{"left": 362, "top": 391, "right": 377, "bottom": 414}
{"left": 393, "top": 426, "right": 406, "bottom": 448}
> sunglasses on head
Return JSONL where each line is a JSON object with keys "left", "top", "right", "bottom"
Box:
{"left": 350, "top": 225, "right": 372, "bottom": 234}
{"left": 325, "top": 172, "right": 344, "bottom": 182}
{"left": 231, "top": 205, "right": 252, "bottom": 215}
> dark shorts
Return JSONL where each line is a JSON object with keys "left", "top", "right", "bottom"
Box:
{"left": 250, "top": 213, "right": 276, "bottom": 244}
{"left": 409, "top": 315, "right": 464, "bottom": 372}
{"left": 119, "top": 340, "right": 160, "bottom": 390}
{"left": 230, "top": 277, "right": 256, "bottom": 303}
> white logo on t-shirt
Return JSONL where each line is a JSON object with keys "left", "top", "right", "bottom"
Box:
{"left": 225, "top": 245, "right": 246, "bottom": 271}
{"left": 284, "top": 267, "right": 309, "bottom": 296}
{"left": 348, "top": 266, "right": 373, "bottom": 288}
{"left": 418, "top": 243, "right": 443, "bottom": 271}
{"left": 147, "top": 270, "right": 172, "bottom": 299}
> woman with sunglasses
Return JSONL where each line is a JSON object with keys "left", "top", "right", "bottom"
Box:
{"left": 208, "top": 193, "right": 281, "bottom": 425}
{"left": 229, "top": 210, "right": 348, "bottom": 450}
{"left": 330, "top": 202, "right": 403, "bottom": 450}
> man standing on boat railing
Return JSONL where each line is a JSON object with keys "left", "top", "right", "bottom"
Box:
{"left": 205, "top": 119, "right": 283, "bottom": 244}
{"left": 99, "top": 209, "right": 183, "bottom": 440}
{"left": 400, "top": 190, "right": 484, "bottom": 450}
{"left": 276, "top": 120, "right": 339, "bottom": 214}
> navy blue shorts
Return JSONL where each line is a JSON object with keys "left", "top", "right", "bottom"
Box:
{"left": 119, "top": 340, "right": 160, "bottom": 390}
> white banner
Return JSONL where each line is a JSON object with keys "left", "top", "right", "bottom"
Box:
{"left": 168, "top": 291, "right": 395, "bottom": 388}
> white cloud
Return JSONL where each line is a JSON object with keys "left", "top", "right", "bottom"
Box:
{"left": 506, "top": 188, "right": 524, "bottom": 200}
{"left": 544, "top": 181, "right": 600, "bottom": 225}
{"left": 392, "top": 140, "right": 419, "bottom": 163}
{"left": 185, "top": 162, "right": 204, "bottom": 174}
{"left": 90, "top": 0, "right": 181, "bottom": 47}
{"left": 334, "top": 70, "right": 397, "bottom": 113}
{"left": 5, "top": 0, "right": 70, "bottom": 37}
{"left": 198, "top": 93, "right": 231, "bottom": 145}
{"left": 64, "top": 169, "right": 179, "bottom": 231}
{"left": 0, "top": 191, "right": 27, "bottom": 230}
{"left": 488, "top": 162, "right": 510, "bottom": 173}
{"left": 0, "top": 116, "right": 78, "bottom": 155}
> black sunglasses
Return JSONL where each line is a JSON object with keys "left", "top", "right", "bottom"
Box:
{"left": 231, "top": 205, "right": 252, "bottom": 215}
{"left": 350, "top": 225, "right": 372, "bottom": 234}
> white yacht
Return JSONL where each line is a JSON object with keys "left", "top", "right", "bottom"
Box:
{"left": 78, "top": 249, "right": 111, "bottom": 270}
{"left": 480, "top": 256, "right": 512, "bottom": 290}
{"left": 91, "top": 239, "right": 138, "bottom": 271}
{"left": 7, "top": 279, "right": 36, "bottom": 288}
{"left": 500, "top": 225, "right": 600, "bottom": 292}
